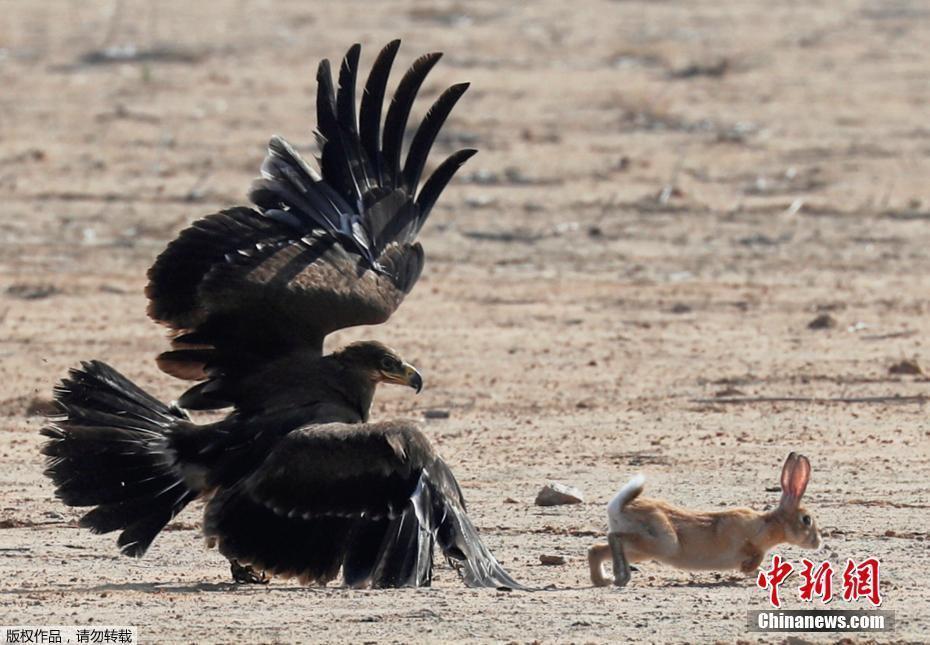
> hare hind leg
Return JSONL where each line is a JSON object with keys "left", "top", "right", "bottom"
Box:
{"left": 608, "top": 532, "right": 632, "bottom": 587}
{"left": 588, "top": 542, "right": 614, "bottom": 587}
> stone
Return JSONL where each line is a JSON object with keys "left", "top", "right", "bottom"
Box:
{"left": 535, "top": 482, "right": 584, "bottom": 506}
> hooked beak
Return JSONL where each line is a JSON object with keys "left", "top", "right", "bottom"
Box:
{"left": 383, "top": 362, "right": 423, "bottom": 394}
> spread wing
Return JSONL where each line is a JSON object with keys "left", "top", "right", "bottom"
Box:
{"left": 145, "top": 41, "right": 475, "bottom": 400}
{"left": 202, "top": 422, "right": 521, "bottom": 589}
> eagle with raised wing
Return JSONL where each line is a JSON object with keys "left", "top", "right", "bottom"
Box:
{"left": 40, "top": 42, "right": 520, "bottom": 590}
{"left": 147, "top": 39, "right": 473, "bottom": 415}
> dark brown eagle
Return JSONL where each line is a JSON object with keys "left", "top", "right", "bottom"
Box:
{"left": 40, "top": 41, "right": 520, "bottom": 589}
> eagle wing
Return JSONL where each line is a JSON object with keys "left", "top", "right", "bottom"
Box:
{"left": 202, "top": 421, "right": 521, "bottom": 589}
{"left": 145, "top": 41, "right": 474, "bottom": 403}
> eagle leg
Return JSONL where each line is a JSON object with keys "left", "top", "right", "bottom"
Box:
{"left": 230, "top": 559, "right": 269, "bottom": 585}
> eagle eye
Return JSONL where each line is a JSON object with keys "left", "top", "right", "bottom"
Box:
{"left": 380, "top": 356, "right": 397, "bottom": 371}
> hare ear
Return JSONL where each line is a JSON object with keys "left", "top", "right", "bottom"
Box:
{"left": 789, "top": 454, "right": 811, "bottom": 501}
{"left": 780, "top": 452, "right": 797, "bottom": 493}
{"left": 779, "top": 452, "right": 799, "bottom": 509}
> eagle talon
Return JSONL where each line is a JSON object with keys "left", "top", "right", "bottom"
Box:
{"left": 230, "top": 560, "right": 269, "bottom": 585}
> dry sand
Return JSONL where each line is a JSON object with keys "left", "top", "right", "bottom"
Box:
{"left": 1, "top": 0, "right": 929, "bottom": 642}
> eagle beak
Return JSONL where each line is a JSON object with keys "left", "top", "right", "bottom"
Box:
{"left": 406, "top": 364, "right": 423, "bottom": 394}
{"left": 382, "top": 362, "right": 423, "bottom": 393}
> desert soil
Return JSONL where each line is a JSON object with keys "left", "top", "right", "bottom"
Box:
{"left": 1, "top": 1, "right": 929, "bottom": 643}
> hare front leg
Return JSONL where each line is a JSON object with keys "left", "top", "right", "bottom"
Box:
{"left": 740, "top": 545, "right": 765, "bottom": 575}
{"left": 608, "top": 532, "right": 632, "bottom": 587}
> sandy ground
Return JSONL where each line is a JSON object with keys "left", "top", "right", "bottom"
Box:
{"left": 2, "top": 0, "right": 930, "bottom": 642}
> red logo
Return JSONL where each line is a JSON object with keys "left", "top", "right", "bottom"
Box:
{"left": 757, "top": 555, "right": 794, "bottom": 608}
{"left": 758, "top": 555, "right": 883, "bottom": 608}
{"left": 842, "top": 558, "right": 882, "bottom": 606}
{"left": 798, "top": 559, "right": 834, "bottom": 603}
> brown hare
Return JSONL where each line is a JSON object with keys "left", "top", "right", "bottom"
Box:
{"left": 589, "top": 452, "right": 821, "bottom": 587}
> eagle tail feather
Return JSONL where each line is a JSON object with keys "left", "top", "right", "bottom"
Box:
{"left": 40, "top": 361, "right": 196, "bottom": 557}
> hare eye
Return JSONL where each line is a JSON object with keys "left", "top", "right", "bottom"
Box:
{"left": 801, "top": 514, "right": 812, "bottom": 526}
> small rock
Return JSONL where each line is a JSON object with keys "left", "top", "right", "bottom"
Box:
{"left": 535, "top": 482, "right": 584, "bottom": 506}
{"left": 423, "top": 409, "right": 450, "bottom": 420}
{"left": 539, "top": 554, "right": 566, "bottom": 566}
{"left": 523, "top": 201, "right": 545, "bottom": 213}
{"left": 889, "top": 359, "right": 922, "bottom": 376}
{"left": 6, "top": 283, "right": 58, "bottom": 300}
{"left": 670, "top": 303, "right": 692, "bottom": 314}
{"left": 503, "top": 497, "right": 519, "bottom": 504}
{"left": 671, "top": 58, "right": 730, "bottom": 79}
{"left": 884, "top": 529, "right": 897, "bottom": 538}
{"left": 715, "top": 387, "right": 745, "bottom": 398}
{"left": 464, "top": 195, "right": 497, "bottom": 209}
{"left": 807, "top": 313, "right": 836, "bottom": 330}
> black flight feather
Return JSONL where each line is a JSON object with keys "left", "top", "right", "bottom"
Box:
{"left": 402, "top": 82, "right": 470, "bottom": 193}
{"left": 381, "top": 52, "right": 442, "bottom": 189}
{"left": 359, "top": 39, "right": 401, "bottom": 185}
{"left": 415, "top": 148, "right": 477, "bottom": 225}
{"left": 337, "top": 44, "right": 373, "bottom": 193}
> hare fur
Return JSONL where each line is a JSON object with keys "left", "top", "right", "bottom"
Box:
{"left": 589, "top": 453, "right": 821, "bottom": 587}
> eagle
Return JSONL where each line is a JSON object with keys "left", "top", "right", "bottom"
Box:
{"left": 40, "top": 41, "right": 520, "bottom": 589}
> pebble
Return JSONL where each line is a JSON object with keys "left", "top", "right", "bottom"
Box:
{"left": 535, "top": 482, "right": 584, "bottom": 506}
{"left": 539, "top": 554, "right": 566, "bottom": 566}
{"left": 807, "top": 313, "right": 836, "bottom": 330}
{"left": 889, "top": 359, "right": 922, "bottom": 376}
